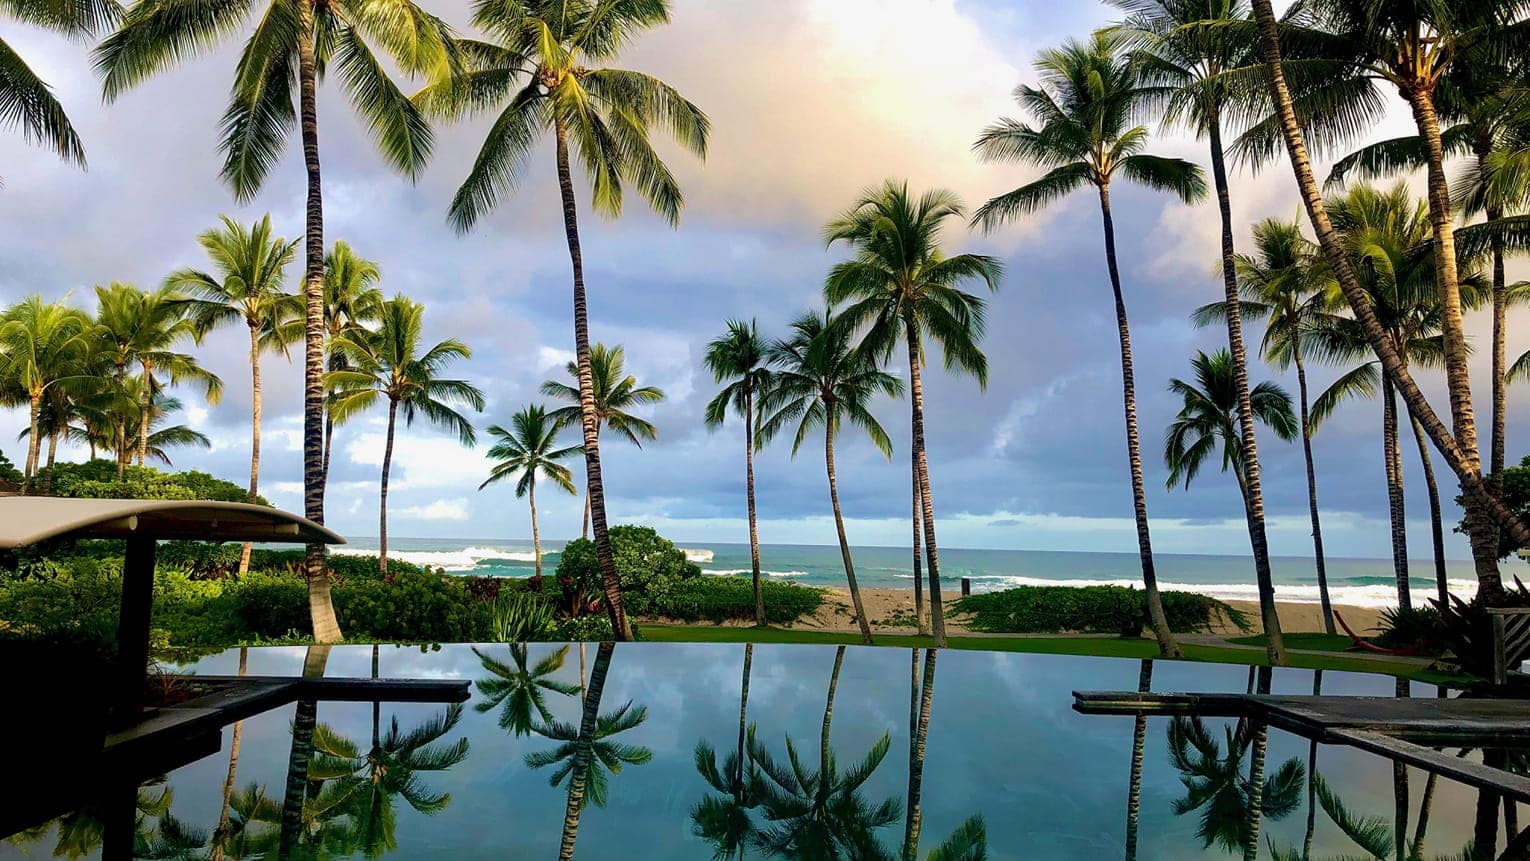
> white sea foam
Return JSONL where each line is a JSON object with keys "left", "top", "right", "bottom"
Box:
{"left": 934, "top": 573, "right": 1480, "bottom": 608}
{"left": 681, "top": 548, "right": 714, "bottom": 562}
{"left": 332, "top": 545, "right": 541, "bottom": 572}
{"left": 702, "top": 568, "right": 810, "bottom": 579}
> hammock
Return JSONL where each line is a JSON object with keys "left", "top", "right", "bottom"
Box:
{"left": 1335, "top": 609, "right": 1425, "bottom": 656}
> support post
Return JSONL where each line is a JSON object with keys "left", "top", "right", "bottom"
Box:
{"left": 960, "top": 577, "right": 971, "bottom": 597}
{"left": 116, "top": 536, "right": 156, "bottom": 714}
{"left": 1494, "top": 613, "right": 1509, "bottom": 688}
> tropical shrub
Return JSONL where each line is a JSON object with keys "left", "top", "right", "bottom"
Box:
{"left": 0, "top": 449, "right": 23, "bottom": 484}
{"left": 335, "top": 571, "right": 492, "bottom": 642}
{"left": 953, "top": 586, "right": 1245, "bottom": 635}
{"left": 1375, "top": 606, "right": 1442, "bottom": 651}
{"left": 627, "top": 577, "right": 824, "bottom": 624}
{"left": 554, "top": 525, "right": 702, "bottom": 614}
{"left": 553, "top": 614, "right": 619, "bottom": 642}
{"left": 46, "top": 461, "right": 260, "bottom": 504}
{"left": 488, "top": 591, "right": 557, "bottom": 642}
{"left": 247, "top": 549, "right": 430, "bottom": 583}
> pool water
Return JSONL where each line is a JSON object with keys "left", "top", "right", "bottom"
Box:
{"left": 0, "top": 643, "right": 1508, "bottom": 859}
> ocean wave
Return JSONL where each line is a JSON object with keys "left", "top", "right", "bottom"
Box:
{"left": 947, "top": 574, "right": 1480, "bottom": 608}
{"left": 702, "top": 568, "right": 810, "bottom": 579}
{"left": 333, "top": 545, "right": 542, "bottom": 572}
{"left": 681, "top": 548, "right": 714, "bottom": 562}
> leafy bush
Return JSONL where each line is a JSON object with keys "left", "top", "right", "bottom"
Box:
{"left": 553, "top": 614, "right": 619, "bottom": 641}
{"left": 335, "top": 571, "right": 492, "bottom": 643}
{"left": 1375, "top": 606, "right": 1442, "bottom": 651}
{"left": 555, "top": 526, "right": 701, "bottom": 614}
{"left": 227, "top": 574, "right": 310, "bottom": 640}
{"left": 0, "top": 558, "right": 121, "bottom": 648}
{"left": 489, "top": 592, "right": 557, "bottom": 642}
{"left": 626, "top": 576, "right": 824, "bottom": 624}
{"left": 46, "top": 461, "right": 261, "bottom": 504}
{"left": 1432, "top": 579, "right": 1530, "bottom": 680}
{"left": 953, "top": 586, "right": 1245, "bottom": 635}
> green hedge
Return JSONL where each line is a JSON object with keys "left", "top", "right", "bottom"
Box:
{"left": 46, "top": 461, "right": 261, "bottom": 504}
{"left": 626, "top": 576, "right": 824, "bottom": 624}
{"left": 953, "top": 585, "right": 1246, "bottom": 635}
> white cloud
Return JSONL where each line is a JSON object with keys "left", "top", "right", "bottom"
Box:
{"left": 395, "top": 498, "right": 471, "bottom": 521}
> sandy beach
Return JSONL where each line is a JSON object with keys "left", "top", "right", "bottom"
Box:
{"left": 684, "top": 587, "right": 1382, "bottom": 636}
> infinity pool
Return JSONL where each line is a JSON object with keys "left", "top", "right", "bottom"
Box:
{"left": 0, "top": 643, "right": 1506, "bottom": 859}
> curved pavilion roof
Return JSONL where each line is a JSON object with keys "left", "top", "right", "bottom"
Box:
{"left": 0, "top": 498, "right": 344, "bottom": 548}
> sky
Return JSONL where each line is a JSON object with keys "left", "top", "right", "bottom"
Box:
{"left": 2, "top": 0, "right": 1526, "bottom": 560}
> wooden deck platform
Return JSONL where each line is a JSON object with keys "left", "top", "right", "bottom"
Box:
{"left": 1074, "top": 690, "right": 1530, "bottom": 803}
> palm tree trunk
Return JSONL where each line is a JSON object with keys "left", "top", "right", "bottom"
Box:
{"left": 22, "top": 393, "right": 41, "bottom": 493}
{"left": 278, "top": 645, "right": 331, "bottom": 857}
{"left": 1473, "top": 753, "right": 1503, "bottom": 861}
{"left": 1247, "top": 0, "right": 1524, "bottom": 596}
{"left": 583, "top": 491, "right": 591, "bottom": 540}
{"left": 745, "top": 382, "right": 766, "bottom": 626}
{"left": 379, "top": 399, "right": 397, "bottom": 577}
{"left": 558, "top": 641, "right": 615, "bottom": 861}
{"left": 1124, "top": 659, "right": 1153, "bottom": 861}
{"left": 906, "top": 327, "right": 948, "bottom": 647}
{"left": 1409, "top": 412, "right": 1449, "bottom": 606}
{"left": 737, "top": 643, "right": 752, "bottom": 784}
{"left": 295, "top": 0, "right": 340, "bottom": 644}
{"left": 1208, "top": 112, "right": 1286, "bottom": 665}
{"left": 1097, "top": 184, "right": 1181, "bottom": 659}
{"left": 529, "top": 479, "right": 543, "bottom": 585}
{"left": 137, "top": 359, "right": 152, "bottom": 465}
{"left": 903, "top": 648, "right": 937, "bottom": 861}
{"left": 1383, "top": 377, "right": 1412, "bottom": 611}
{"left": 321, "top": 351, "right": 339, "bottom": 492}
{"left": 42, "top": 429, "right": 58, "bottom": 493}
{"left": 912, "top": 469, "right": 927, "bottom": 636}
{"left": 1243, "top": 667, "right": 1273, "bottom": 861}
{"left": 240, "top": 324, "right": 263, "bottom": 577}
{"left": 1412, "top": 771, "right": 1439, "bottom": 861}
{"left": 827, "top": 426, "right": 873, "bottom": 644}
{"left": 822, "top": 645, "right": 846, "bottom": 769}
{"left": 554, "top": 119, "right": 631, "bottom": 641}
{"left": 1393, "top": 679, "right": 1411, "bottom": 861}
{"left": 115, "top": 364, "right": 128, "bottom": 481}
{"left": 1294, "top": 351, "right": 1335, "bottom": 635}
{"left": 1483, "top": 129, "right": 1508, "bottom": 493}
{"left": 210, "top": 646, "right": 247, "bottom": 861}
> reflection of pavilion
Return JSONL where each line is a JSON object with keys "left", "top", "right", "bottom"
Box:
{"left": 1074, "top": 689, "right": 1530, "bottom": 804}
{"left": 0, "top": 498, "right": 469, "bottom": 856}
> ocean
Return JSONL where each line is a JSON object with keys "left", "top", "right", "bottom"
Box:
{"left": 335, "top": 536, "right": 1498, "bottom": 608}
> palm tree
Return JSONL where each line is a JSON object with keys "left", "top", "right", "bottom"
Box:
{"left": 1124, "top": 660, "right": 1153, "bottom": 861}
{"left": 40, "top": 379, "right": 213, "bottom": 468}
{"left": 746, "top": 646, "right": 902, "bottom": 858}
{"left": 420, "top": 0, "right": 709, "bottom": 643}
{"left": 540, "top": 343, "right": 665, "bottom": 539}
{"left": 1242, "top": 0, "right": 1530, "bottom": 600}
{"left": 826, "top": 182, "right": 1002, "bottom": 648}
{"left": 97, "top": 0, "right": 459, "bottom": 645}
{"left": 1308, "top": 183, "right": 1489, "bottom": 610}
{"left": 0, "top": 296, "right": 95, "bottom": 492}
{"left": 92, "top": 282, "right": 220, "bottom": 479}
{"left": 759, "top": 310, "right": 902, "bottom": 644}
{"left": 171, "top": 215, "right": 300, "bottom": 575}
{"left": 902, "top": 648, "right": 938, "bottom": 861}
{"left": 328, "top": 296, "right": 483, "bottom": 576}
{"left": 480, "top": 405, "right": 581, "bottom": 585}
{"left": 1195, "top": 218, "right": 1338, "bottom": 633}
{"left": 321, "top": 241, "right": 384, "bottom": 490}
{"left": 474, "top": 644, "right": 581, "bottom": 737}
{"left": 544, "top": 641, "right": 622, "bottom": 861}
{"left": 692, "top": 644, "right": 757, "bottom": 861}
{"left": 972, "top": 32, "right": 1207, "bottom": 660}
{"left": 0, "top": 0, "right": 118, "bottom": 169}
{"left": 1164, "top": 349, "right": 1298, "bottom": 501}
{"left": 704, "top": 320, "right": 773, "bottom": 629}
{"left": 1110, "top": 0, "right": 1296, "bottom": 670}
{"left": 209, "top": 647, "right": 248, "bottom": 861}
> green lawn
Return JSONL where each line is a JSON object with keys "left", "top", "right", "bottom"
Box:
{"left": 1227, "top": 633, "right": 1356, "bottom": 652}
{"left": 638, "top": 625, "right": 1463, "bottom": 684}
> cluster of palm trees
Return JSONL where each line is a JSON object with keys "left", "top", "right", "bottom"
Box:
{"left": 5, "top": 0, "right": 705, "bottom": 642}
{"left": 0, "top": 220, "right": 482, "bottom": 582}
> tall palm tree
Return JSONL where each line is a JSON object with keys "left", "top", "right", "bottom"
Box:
{"left": 210, "top": 647, "right": 248, "bottom": 861}
{"left": 1124, "top": 660, "right": 1154, "bottom": 861}
{"left": 1163, "top": 349, "right": 1298, "bottom": 501}
{"left": 0, "top": 0, "right": 118, "bottom": 169}
{"left": 92, "top": 282, "right": 220, "bottom": 479}
{"left": 1308, "top": 183, "right": 1489, "bottom": 610}
{"left": 1195, "top": 218, "right": 1338, "bottom": 633}
{"left": 547, "top": 641, "right": 622, "bottom": 861}
{"left": 826, "top": 182, "right": 1002, "bottom": 648}
{"left": 902, "top": 648, "right": 938, "bottom": 861}
{"left": 541, "top": 343, "right": 665, "bottom": 539}
{"left": 704, "top": 320, "right": 773, "bottom": 629}
{"left": 38, "top": 379, "right": 213, "bottom": 468}
{"left": 480, "top": 405, "right": 581, "bottom": 585}
{"left": 759, "top": 310, "right": 902, "bottom": 644}
{"left": 1242, "top": 0, "right": 1530, "bottom": 601}
{"left": 474, "top": 643, "right": 581, "bottom": 737}
{"left": 691, "top": 644, "right": 757, "bottom": 861}
{"left": 321, "top": 241, "right": 384, "bottom": 490}
{"left": 420, "top": 0, "right": 709, "bottom": 643}
{"left": 97, "top": 0, "right": 460, "bottom": 645}
{"left": 171, "top": 215, "right": 300, "bottom": 575}
{"left": 328, "top": 296, "right": 483, "bottom": 576}
{"left": 972, "top": 32, "right": 1208, "bottom": 660}
{"left": 0, "top": 296, "right": 95, "bottom": 492}
{"left": 1109, "top": 0, "right": 1294, "bottom": 670}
